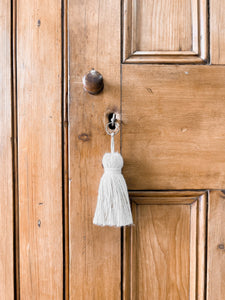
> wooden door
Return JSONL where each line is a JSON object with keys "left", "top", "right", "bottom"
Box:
{"left": 69, "top": 0, "right": 225, "bottom": 300}
{"left": 1, "top": 0, "right": 225, "bottom": 299}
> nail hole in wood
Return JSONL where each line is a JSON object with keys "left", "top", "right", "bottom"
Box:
{"left": 218, "top": 244, "right": 224, "bottom": 250}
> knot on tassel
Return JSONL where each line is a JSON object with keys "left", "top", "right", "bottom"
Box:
{"left": 102, "top": 152, "right": 123, "bottom": 169}
{"left": 104, "top": 168, "right": 121, "bottom": 174}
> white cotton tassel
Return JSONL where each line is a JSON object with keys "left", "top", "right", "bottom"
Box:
{"left": 93, "top": 133, "right": 133, "bottom": 227}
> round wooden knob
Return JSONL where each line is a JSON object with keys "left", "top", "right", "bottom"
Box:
{"left": 82, "top": 69, "right": 104, "bottom": 95}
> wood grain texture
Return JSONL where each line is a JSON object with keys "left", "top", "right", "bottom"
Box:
{"left": 136, "top": 0, "right": 193, "bottom": 51}
{"left": 123, "top": 54, "right": 205, "bottom": 64}
{"left": 12, "top": 0, "right": 19, "bottom": 295}
{"left": 124, "top": 191, "right": 207, "bottom": 300}
{"left": 0, "top": 0, "right": 14, "bottom": 298}
{"left": 123, "top": 0, "right": 207, "bottom": 63}
{"left": 69, "top": 0, "right": 121, "bottom": 299}
{"left": 122, "top": 65, "right": 225, "bottom": 190}
{"left": 137, "top": 204, "right": 190, "bottom": 300}
{"left": 63, "top": 0, "right": 69, "bottom": 298}
{"left": 207, "top": 191, "right": 225, "bottom": 299}
{"left": 210, "top": 0, "right": 225, "bottom": 64}
{"left": 17, "top": 0, "right": 63, "bottom": 298}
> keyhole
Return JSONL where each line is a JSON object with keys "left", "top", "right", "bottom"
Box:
{"left": 108, "top": 113, "right": 116, "bottom": 130}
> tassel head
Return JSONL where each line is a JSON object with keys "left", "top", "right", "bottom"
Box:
{"left": 103, "top": 152, "right": 123, "bottom": 171}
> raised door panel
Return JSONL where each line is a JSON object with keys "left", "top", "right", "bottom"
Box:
{"left": 123, "top": 0, "right": 207, "bottom": 63}
{"left": 123, "top": 191, "right": 207, "bottom": 300}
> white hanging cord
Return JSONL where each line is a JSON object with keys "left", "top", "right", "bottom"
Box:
{"left": 105, "top": 113, "right": 120, "bottom": 153}
{"left": 111, "top": 113, "right": 116, "bottom": 128}
{"left": 111, "top": 133, "right": 115, "bottom": 153}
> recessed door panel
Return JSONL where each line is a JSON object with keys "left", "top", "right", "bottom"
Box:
{"left": 124, "top": 191, "right": 207, "bottom": 300}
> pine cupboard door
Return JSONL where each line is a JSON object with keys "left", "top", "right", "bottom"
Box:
{"left": 69, "top": 1, "right": 225, "bottom": 300}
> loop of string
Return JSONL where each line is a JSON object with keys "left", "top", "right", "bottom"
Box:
{"left": 111, "top": 133, "right": 115, "bottom": 153}
{"left": 105, "top": 121, "right": 120, "bottom": 136}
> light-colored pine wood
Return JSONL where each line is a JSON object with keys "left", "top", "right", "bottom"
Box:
{"left": 132, "top": 196, "right": 197, "bottom": 205}
{"left": 137, "top": 204, "right": 190, "bottom": 300}
{"left": 136, "top": 0, "right": 193, "bottom": 51}
{"left": 0, "top": 0, "right": 14, "bottom": 298}
{"left": 123, "top": 0, "right": 207, "bottom": 63}
{"left": 68, "top": 0, "right": 121, "bottom": 298}
{"left": 124, "top": 55, "right": 205, "bottom": 64}
{"left": 130, "top": 191, "right": 207, "bottom": 198}
{"left": 63, "top": 0, "right": 69, "bottom": 297}
{"left": 122, "top": 65, "right": 225, "bottom": 190}
{"left": 12, "top": 0, "right": 20, "bottom": 295}
{"left": 17, "top": 0, "right": 63, "bottom": 297}
{"left": 189, "top": 201, "right": 197, "bottom": 300}
{"left": 124, "top": 191, "right": 207, "bottom": 300}
{"left": 197, "top": 193, "right": 207, "bottom": 300}
{"left": 207, "top": 191, "right": 225, "bottom": 299}
{"left": 0, "top": 0, "right": 224, "bottom": 298}
{"left": 210, "top": 0, "right": 225, "bottom": 64}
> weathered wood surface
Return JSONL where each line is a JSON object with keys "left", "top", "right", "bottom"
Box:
{"left": 124, "top": 191, "right": 207, "bottom": 300}
{"left": 210, "top": 0, "right": 225, "bottom": 64}
{"left": 0, "top": 0, "right": 14, "bottom": 298}
{"left": 207, "top": 191, "right": 225, "bottom": 300}
{"left": 68, "top": 0, "right": 121, "bottom": 299}
{"left": 123, "top": 0, "right": 207, "bottom": 63}
{"left": 17, "top": 0, "right": 63, "bottom": 297}
{"left": 0, "top": 0, "right": 221, "bottom": 298}
{"left": 122, "top": 65, "right": 225, "bottom": 190}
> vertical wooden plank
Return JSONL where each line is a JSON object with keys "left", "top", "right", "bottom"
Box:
{"left": 210, "top": 0, "right": 225, "bottom": 64}
{"left": 207, "top": 191, "right": 225, "bottom": 299}
{"left": 12, "top": 0, "right": 20, "bottom": 296}
{"left": 123, "top": 226, "right": 131, "bottom": 300}
{"left": 131, "top": 203, "right": 137, "bottom": 300}
{"left": 0, "top": 0, "right": 14, "bottom": 298}
{"left": 63, "top": 0, "right": 69, "bottom": 298}
{"left": 197, "top": 194, "right": 207, "bottom": 300}
{"left": 17, "top": 0, "right": 63, "bottom": 298}
{"left": 189, "top": 202, "right": 197, "bottom": 300}
{"left": 69, "top": 0, "right": 121, "bottom": 298}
